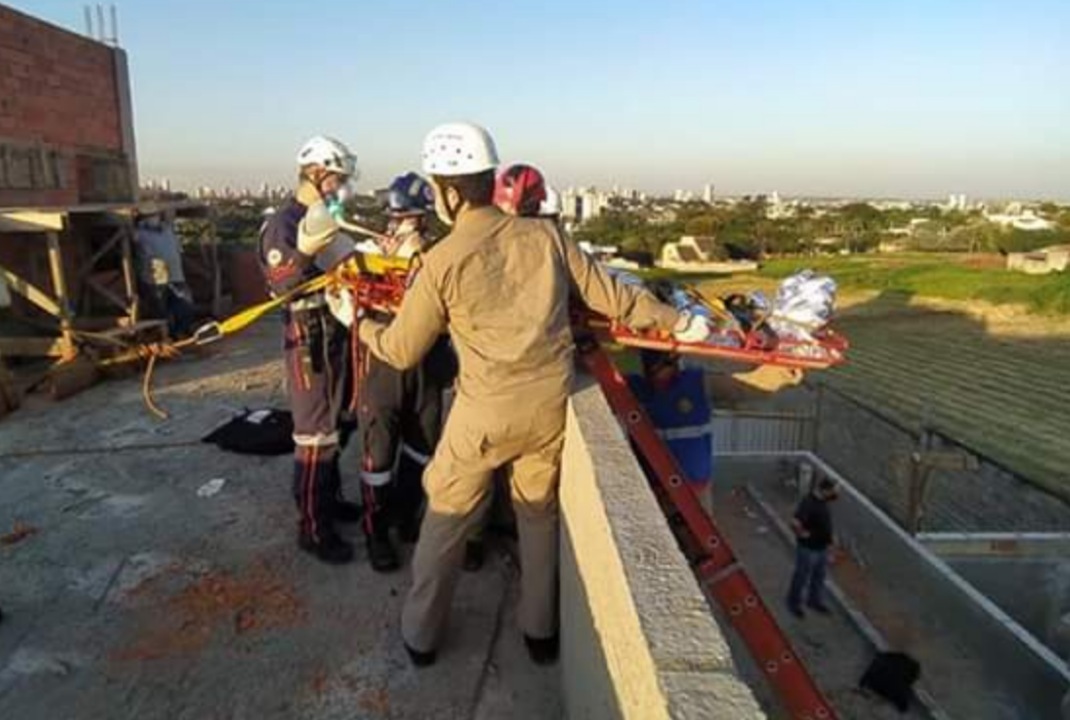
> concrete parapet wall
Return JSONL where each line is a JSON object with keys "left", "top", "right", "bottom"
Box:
{"left": 560, "top": 379, "right": 764, "bottom": 720}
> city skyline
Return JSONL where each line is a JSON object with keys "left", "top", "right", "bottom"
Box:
{"left": 15, "top": 0, "right": 1069, "bottom": 200}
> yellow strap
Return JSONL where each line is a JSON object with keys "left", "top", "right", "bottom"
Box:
{"left": 217, "top": 275, "right": 331, "bottom": 335}
{"left": 176, "top": 250, "right": 408, "bottom": 349}
{"left": 681, "top": 283, "right": 735, "bottom": 322}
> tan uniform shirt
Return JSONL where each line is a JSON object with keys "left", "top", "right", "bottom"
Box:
{"left": 358, "top": 206, "right": 679, "bottom": 406}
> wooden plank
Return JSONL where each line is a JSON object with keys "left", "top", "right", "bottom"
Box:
{"left": 119, "top": 223, "right": 139, "bottom": 324}
{"left": 76, "top": 227, "right": 123, "bottom": 280}
{"left": 85, "top": 276, "right": 129, "bottom": 312}
{"left": 46, "top": 232, "right": 76, "bottom": 359}
{"left": 0, "top": 263, "right": 62, "bottom": 317}
{"left": 0, "top": 210, "right": 65, "bottom": 232}
{"left": 0, "top": 336, "right": 71, "bottom": 357}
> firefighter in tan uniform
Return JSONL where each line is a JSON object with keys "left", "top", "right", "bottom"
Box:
{"left": 358, "top": 122, "right": 711, "bottom": 666}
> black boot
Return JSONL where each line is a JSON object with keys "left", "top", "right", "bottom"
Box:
{"left": 298, "top": 530, "right": 354, "bottom": 565}
{"left": 366, "top": 530, "right": 400, "bottom": 573}
{"left": 397, "top": 512, "right": 422, "bottom": 544}
{"left": 394, "top": 453, "right": 426, "bottom": 543}
{"left": 295, "top": 447, "right": 350, "bottom": 563}
{"left": 322, "top": 456, "right": 361, "bottom": 524}
{"left": 404, "top": 642, "right": 437, "bottom": 667}
{"left": 332, "top": 499, "right": 363, "bottom": 524}
{"left": 524, "top": 634, "right": 559, "bottom": 665}
{"left": 363, "top": 483, "right": 400, "bottom": 572}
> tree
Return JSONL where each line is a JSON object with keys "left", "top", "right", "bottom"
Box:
{"left": 995, "top": 228, "right": 1069, "bottom": 254}
{"left": 839, "top": 203, "right": 882, "bottom": 253}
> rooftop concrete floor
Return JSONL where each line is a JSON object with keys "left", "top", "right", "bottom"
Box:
{"left": 0, "top": 322, "right": 559, "bottom": 720}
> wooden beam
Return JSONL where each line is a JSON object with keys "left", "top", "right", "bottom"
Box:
{"left": 85, "top": 275, "right": 129, "bottom": 312}
{"left": 0, "top": 210, "right": 66, "bottom": 233}
{"left": 0, "top": 263, "right": 62, "bottom": 317}
{"left": 46, "top": 232, "right": 76, "bottom": 359}
{"left": 0, "top": 336, "right": 72, "bottom": 357}
{"left": 76, "top": 227, "right": 123, "bottom": 280}
{"left": 119, "top": 223, "right": 139, "bottom": 323}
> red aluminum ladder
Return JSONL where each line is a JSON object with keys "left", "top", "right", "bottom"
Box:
{"left": 576, "top": 334, "right": 837, "bottom": 720}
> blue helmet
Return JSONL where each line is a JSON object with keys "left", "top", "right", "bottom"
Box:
{"left": 387, "top": 172, "right": 435, "bottom": 216}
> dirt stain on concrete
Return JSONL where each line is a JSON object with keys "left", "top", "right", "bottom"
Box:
{"left": 110, "top": 559, "right": 306, "bottom": 662}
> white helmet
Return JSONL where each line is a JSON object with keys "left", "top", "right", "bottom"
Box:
{"left": 296, "top": 136, "right": 358, "bottom": 178}
{"left": 422, "top": 122, "right": 499, "bottom": 176}
{"left": 540, "top": 186, "right": 561, "bottom": 217}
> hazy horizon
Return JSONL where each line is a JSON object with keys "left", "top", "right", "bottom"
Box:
{"left": 14, "top": 0, "right": 1070, "bottom": 201}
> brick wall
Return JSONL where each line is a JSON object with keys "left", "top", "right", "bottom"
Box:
{"left": 0, "top": 4, "right": 128, "bottom": 207}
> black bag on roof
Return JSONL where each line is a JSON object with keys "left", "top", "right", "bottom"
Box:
{"left": 859, "top": 651, "right": 921, "bottom": 713}
{"left": 202, "top": 408, "right": 295, "bottom": 456}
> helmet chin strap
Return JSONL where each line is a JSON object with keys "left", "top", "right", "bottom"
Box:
{"left": 434, "top": 184, "right": 463, "bottom": 226}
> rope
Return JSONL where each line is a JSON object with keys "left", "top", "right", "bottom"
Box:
{"left": 143, "top": 352, "right": 167, "bottom": 420}
{"left": 76, "top": 253, "right": 411, "bottom": 419}
{"left": 0, "top": 438, "right": 203, "bottom": 460}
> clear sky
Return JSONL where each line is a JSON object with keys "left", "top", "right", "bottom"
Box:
{"left": 13, "top": 0, "right": 1070, "bottom": 198}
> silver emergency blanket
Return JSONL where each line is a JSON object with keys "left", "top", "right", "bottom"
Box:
{"left": 767, "top": 270, "right": 837, "bottom": 342}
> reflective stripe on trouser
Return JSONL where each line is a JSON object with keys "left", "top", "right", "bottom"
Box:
{"left": 401, "top": 396, "right": 566, "bottom": 652}
{"left": 292, "top": 444, "right": 340, "bottom": 542}
{"left": 359, "top": 351, "right": 444, "bottom": 538}
{"left": 284, "top": 308, "right": 348, "bottom": 541}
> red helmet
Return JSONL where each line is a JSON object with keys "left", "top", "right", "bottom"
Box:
{"left": 494, "top": 164, "right": 547, "bottom": 217}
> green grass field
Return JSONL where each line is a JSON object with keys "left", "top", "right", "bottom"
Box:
{"left": 758, "top": 254, "right": 1070, "bottom": 315}
{"left": 690, "top": 255, "right": 1070, "bottom": 502}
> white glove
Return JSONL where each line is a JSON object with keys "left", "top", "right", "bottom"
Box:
{"left": 673, "top": 311, "right": 712, "bottom": 344}
{"left": 325, "top": 288, "right": 356, "bottom": 327}
{"left": 296, "top": 202, "right": 339, "bottom": 256}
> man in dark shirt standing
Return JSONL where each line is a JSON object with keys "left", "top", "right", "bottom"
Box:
{"left": 788, "top": 476, "right": 839, "bottom": 618}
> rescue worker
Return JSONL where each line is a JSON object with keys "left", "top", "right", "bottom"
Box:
{"left": 462, "top": 163, "right": 554, "bottom": 572}
{"left": 356, "top": 172, "right": 456, "bottom": 572}
{"left": 358, "top": 122, "right": 710, "bottom": 666}
{"left": 493, "top": 163, "right": 546, "bottom": 217}
{"left": 628, "top": 350, "right": 714, "bottom": 492}
{"left": 626, "top": 349, "right": 803, "bottom": 511}
{"left": 259, "top": 136, "right": 362, "bottom": 565}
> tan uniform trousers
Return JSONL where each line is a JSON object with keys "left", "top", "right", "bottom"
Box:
{"left": 402, "top": 394, "right": 567, "bottom": 652}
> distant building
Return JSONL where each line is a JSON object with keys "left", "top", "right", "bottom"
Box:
{"left": 660, "top": 235, "right": 758, "bottom": 273}
{"left": 1006, "top": 245, "right": 1070, "bottom": 275}
{"left": 985, "top": 210, "right": 1055, "bottom": 232}
{"left": 661, "top": 236, "right": 721, "bottom": 264}
{"left": 946, "top": 193, "right": 968, "bottom": 211}
{"left": 580, "top": 189, "right": 605, "bottom": 221}
{"left": 878, "top": 239, "right": 909, "bottom": 253}
{"left": 703, "top": 183, "right": 715, "bottom": 204}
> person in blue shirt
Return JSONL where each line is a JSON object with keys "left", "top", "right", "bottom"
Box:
{"left": 627, "top": 349, "right": 804, "bottom": 502}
